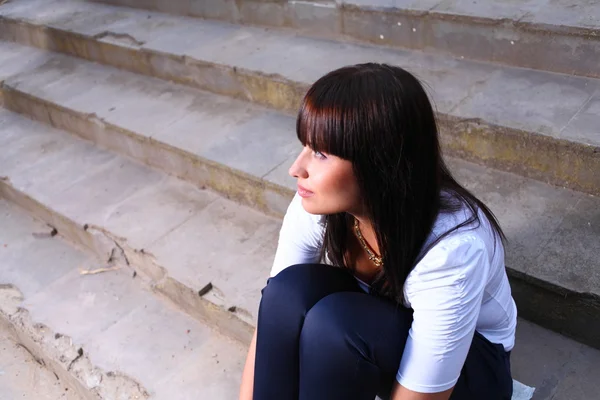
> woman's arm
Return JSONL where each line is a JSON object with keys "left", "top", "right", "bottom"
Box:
{"left": 391, "top": 382, "right": 453, "bottom": 400}
{"left": 394, "top": 234, "right": 489, "bottom": 398}
{"left": 239, "top": 330, "right": 257, "bottom": 400}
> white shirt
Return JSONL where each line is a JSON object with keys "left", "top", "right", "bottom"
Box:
{"left": 271, "top": 193, "right": 517, "bottom": 393}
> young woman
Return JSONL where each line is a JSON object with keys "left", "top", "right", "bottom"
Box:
{"left": 239, "top": 63, "right": 517, "bottom": 400}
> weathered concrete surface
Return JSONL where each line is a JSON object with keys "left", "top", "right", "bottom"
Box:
{"left": 512, "top": 319, "right": 600, "bottom": 400}
{"left": 0, "top": 42, "right": 297, "bottom": 217}
{"left": 0, "top": 199, "right": 149, "bottom": 400}
{"left": 0, "top": 199, "right": 247, "bottom": 399}
{"left": 80, "top": 0, "right": 600, "bottom": 78}
{"left": 0, "top": 325, "right": 80, "bottom": 400}
{"left": 1, "top": 97, "right": 599, "bottom": 349}
{"left": 2, "top": 197, "right": 600, "bottom": 400}
{"left": 0, "top": 0, "right": 597, "bottom": 348}
{"left": 0, "top": 107, "right": 279, "bottom": 342}
{"left": 0, "top": 3, "right": 598, "bottom": 196}
{"left": 447, "top": 159, "right": 600, "bottom": 349}
{"left": 149, "top": 197, "right": 281, "bottom": 326}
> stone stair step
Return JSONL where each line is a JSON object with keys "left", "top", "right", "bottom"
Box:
{"left": 1, "top": 0, "right": 599, "bottom": 197}
{"left": 1, "top": 79, "right": 599, "bottom": 351}
{"left": 511, "top": 319, "right": 600, "bottom": 400}
{"left": 0, "top": 107, "right": 280, "bottom": 344}
{"left": 0, "top": 41, "right": 296, "bottom": 218}
{"left": 2, "top": 165, "right": 600, "bottom": 400}
{"left": 86, "top": 0, "right": 600, "bottom": 79}
{"left": 0, "top": 198, "right": 247, "bottom": 399}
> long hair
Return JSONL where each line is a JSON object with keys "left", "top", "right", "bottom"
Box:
{"left": 297, "top": 63, "right": 505, "bottom": 303}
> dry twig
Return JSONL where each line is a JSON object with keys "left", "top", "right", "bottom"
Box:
{"left": 79, "top": 266, "right": 120, "bottom": 275}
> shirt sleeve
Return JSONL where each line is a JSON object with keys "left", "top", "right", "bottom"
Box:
{"left": 396, "top": 234, "right": 490, "bottom": 393}
{"left": 270, "top": 193, "right": 324, "bottom": 277}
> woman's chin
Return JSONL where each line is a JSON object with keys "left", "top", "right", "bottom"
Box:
{"left": 300, "top": 198, "right": 323, "bottom": 215}
{"left": 301, "top": 199, "right": 345, "bottom": 216}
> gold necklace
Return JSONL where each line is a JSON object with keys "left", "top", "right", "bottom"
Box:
{"left": 353, "top": 219, "right": 383, "bottom": 268}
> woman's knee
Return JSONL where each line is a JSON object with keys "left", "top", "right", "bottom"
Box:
{"left": 300, "top": 292, "right": 411, "bottom": 369}
{"left": 261, "top": 264, "right": 321, "bottom": 309}
{"left": 260, "top": 264, "right": 359, "bottom": 315}
{"left": 300, "top": 293, "right": 368, "bottom": 356}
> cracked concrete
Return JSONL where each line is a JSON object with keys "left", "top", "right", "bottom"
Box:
{"left": 0, "top": 322, "right": 80, "bottom": 400}
{"left": 0, "top": 198, "right": 247, "bottom": 399}
{"left": 0, "top": 285, "right": 149, "bottom": 400}
{"left": 94, "top": 31, "right": 145, "bottom": 47}
{"left": 0, "top": 105, "right": 279, "bottom": 337}
{"left": 2, "top": 196, "right": 600, "bottom": 399}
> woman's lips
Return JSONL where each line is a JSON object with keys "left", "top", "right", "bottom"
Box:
{"left": 297, "top": 184, "right": 314, "bottom": 198}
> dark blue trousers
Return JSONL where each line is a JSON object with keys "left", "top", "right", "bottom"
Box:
{"left": 253, "top": 264, "right": 513, "bottom": 400}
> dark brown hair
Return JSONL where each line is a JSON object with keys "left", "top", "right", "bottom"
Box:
{"left": 297, "top": 63, "right": 505, "bottom": 303}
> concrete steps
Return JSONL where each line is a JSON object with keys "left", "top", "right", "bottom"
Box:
{"left": 0, "top": 38, "right": 599, "bottom": 348}
{"left": 0, "top": 106, "right": 281, "bottom": 344}
{"left": 0, "top": 0, "right": 599, "bottom": 197}
{"left": 0, "top": 197, "right": 247, "bottom": 399}
{"left": 0, "top": 0, "right": 598, "bottom": 398}
{"left": 1, "top": 116, "right": 599, "bottom": 399}
{"left": 90, "top": 0, "right": 600, "bottom": 79}
{"left": 0, "top": 41, "right": 296, "bottom": 218}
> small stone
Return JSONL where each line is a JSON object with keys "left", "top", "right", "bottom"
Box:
{"left": 379, "top": 34, "right": 384, "bottom": 39}
{"left": 198, "top": 282, "right": 213, "bottom": 297}
{"left": 412, "top": 28, "right": 416, "bottom": 32}
{"left": 397, "top": 22, "right": 402, "bottom": 26}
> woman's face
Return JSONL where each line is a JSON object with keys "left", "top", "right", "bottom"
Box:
{"left": 288, "top": 146, "right": 361, "bottom": 215}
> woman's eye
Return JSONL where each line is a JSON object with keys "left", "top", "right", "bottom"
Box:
{"left": 313, "top": 151, "right": 327, "bottom": 160}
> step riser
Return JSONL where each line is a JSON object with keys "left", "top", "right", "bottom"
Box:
{"left": 438, "top": 116, "right": 600, "bottom": 198}
{"left": 90, "top": 0, "right": 600, "bottom": 79}
{"left": 0, "top": 86, "right": 294, "bottom": 219}
{"left": 0, "top": 180, "right": 255, "bottom": 347}
{"left": 0, "top": 19, "right": 307, "bottom": 113}
{"left": 508, "top": 270, "right": 600, "bottom": 350}
{"left": 2, "top": 18, "right": 598, "bottom": 197}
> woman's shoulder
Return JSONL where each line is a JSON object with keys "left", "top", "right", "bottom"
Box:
{"left": 430, "top": 192, "right": 499, "bottom": 250}
{"left": 410, "top": 196, "right": 502, "bottom": 280}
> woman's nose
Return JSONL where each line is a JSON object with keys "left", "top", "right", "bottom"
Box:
{"left": 289, "top": 152, "right": 308, "bottom": 179}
